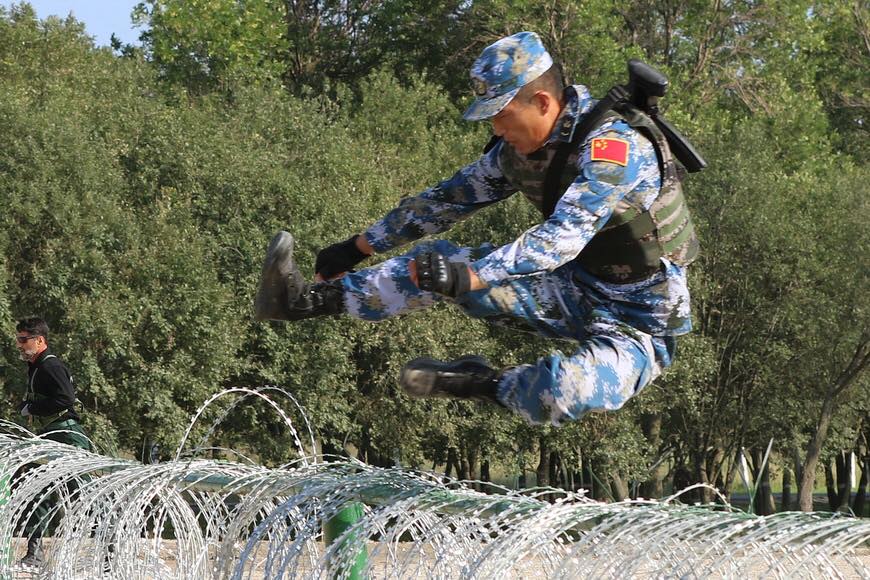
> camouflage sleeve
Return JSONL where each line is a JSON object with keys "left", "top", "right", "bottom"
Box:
{"left": 363, "top": 144, "right": 517, "bottom": 252}
{"left": 471, "top": 122, "right": 658, "bottom": 284}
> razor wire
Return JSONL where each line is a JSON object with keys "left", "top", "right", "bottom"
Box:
{"left": 0, "top": 386, "right": 867, "bottom": 579}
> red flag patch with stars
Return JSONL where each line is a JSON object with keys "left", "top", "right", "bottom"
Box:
{"left": 590, "top": 137, "right": 629, "bottom": 166}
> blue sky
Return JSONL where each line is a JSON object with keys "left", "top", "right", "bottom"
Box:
{"left": 0, "top": 1, "right": 143, "bottom": 46}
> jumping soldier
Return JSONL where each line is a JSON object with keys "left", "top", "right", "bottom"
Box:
{"left": 254, "top": 31, "right": 700, "bottom": 427}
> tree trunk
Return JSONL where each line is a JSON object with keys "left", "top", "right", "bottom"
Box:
{"left": 640, "top": 413, "right": 667, "bottom": 499}
{"left": 140, "top": 438, "right": 161, "bottom": 464}
{"left": 357, "top": 430, "right": 369, "bottom": 463}
{"left": 560, "top": 460, "right": 569, "bottom": 490}
{"left": 536, "top": 437, "right": 551, "bottom": 488}
{"left": 572, "top": 465, "right": 583, "bottom": 492}
{"left": 792, "top": 445, "right": 803, "bottom": 501}
{"left": 750, "top": 447, "right": 775, "bottom": 515}
{"left": 672, "top": 464, "right": 694, "bottom": 502}
{"left": 781, "top": 467, "right": 792, "bottom": 512}
{"left": 373, "top": 450, "right": 392, "bottom": 467}
{"left": 713, "top": 470, "right": 727, "bottom": 507}
{"left": 611, "top": 472, "right": 630, "bottom": 501}
{"left": 582, "top": 463, "right": 594, "bottom": 496}
{"left": 853, "top": 456, "right": 868, "bottom": 517}
{"left": 694, "top": 449, "right": 713, "bottom": 503}
{"left": 445, "top": 447, "right": 459, "bottom": 479}
{"left": 355, "top": 430, "right": 391, "bottom": 467}
{"left": 549, "top": 451, "right": 560, "bottom": 488}
{"left": 458, "top": 442, "right": 470, "bottom": 480}
{"left": 799, "top": 394, "right": 837, "bottom": 511}
{"left": 798, "top": 336, "right": 870, "bottom": 511}
{"left": 481, "top": 459, "right": 491, "bottom": 483}
{"left": 707, "top": 447, "right": 725, "bottom": 492}
{"left": 321, "top": 438, "right": 341, "bottom": 459}
{"left": 722, "top": 449, "right": 739, "bottom": 502}
{"left": 835, "top": 451, "right": 852, "bottom": 510}
{"left": 592, "top": 460, "right": 610, "bottom": 502}
{"left": 431, "top": 443, "right": 447, "bottom": 471}
{"left": 825, "top": 460, "right": 839, "bottom": 511}
{"left": 466, "top": 445, "right": 479, "bottom": 485}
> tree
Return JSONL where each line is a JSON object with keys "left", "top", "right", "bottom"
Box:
{"left": 810, "top": 0, "right": 870, "bottom": 163}
{"left": 135, "top": 0, "right": 472, "bottom": 94}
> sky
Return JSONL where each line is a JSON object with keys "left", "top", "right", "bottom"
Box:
{"left": 0, "top": 0, "right": 143, "bottom": 46}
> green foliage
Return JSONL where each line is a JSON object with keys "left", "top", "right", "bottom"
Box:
{"left": 809, "top": 0, "right": 869, "bottom": 163}
{"left": 0, "top": 1, "right": 866, "bottom": 503}
{"left": 133, "top": 0, "right": 288, "bottom": 93}
{"left": 135, "top": 0, "right": 471, "bottom": 96}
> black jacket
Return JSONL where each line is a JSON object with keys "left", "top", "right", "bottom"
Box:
{"left": 26, "top": 349, "right": 80, "bottom": 422}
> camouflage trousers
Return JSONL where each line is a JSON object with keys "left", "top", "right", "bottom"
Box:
{"left": 342, "top": 240, "right": 674, "bottom": 426}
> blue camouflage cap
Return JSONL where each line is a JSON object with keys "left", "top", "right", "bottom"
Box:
{"left": 463, "top": 31, "right": 554, "bottom": 122}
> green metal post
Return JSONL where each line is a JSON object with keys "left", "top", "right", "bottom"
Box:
{"left": 322, "top": 501, "right": 368, "bottom": 579}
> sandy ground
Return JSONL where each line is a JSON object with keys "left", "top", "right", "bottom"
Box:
{"left": 6, "top": 538, "right": 870, "bottom": 579}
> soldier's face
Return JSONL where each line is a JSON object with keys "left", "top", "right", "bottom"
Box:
{"left": 491, "top": 93, "right": 557, "bottom": 155}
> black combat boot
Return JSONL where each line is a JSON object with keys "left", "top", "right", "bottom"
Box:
{"left": 254, "top": 231, "right": 345, "bottom": 321}
{"left": 19, "top": 536, "right": 44, "bottom": 569}
{"left": 400, "top": 356, "right": 503, "bottom": 405}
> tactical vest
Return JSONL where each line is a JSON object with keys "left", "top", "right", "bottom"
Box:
{"left": 576, "top": 104, "right": 699, "bottom": 282}
{"left": 499, "top": 103, "right": 699, "bottom": 283}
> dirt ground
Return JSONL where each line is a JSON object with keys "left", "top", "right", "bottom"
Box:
{"left": 7, "top": 538, "right": 870, "bottom": 579}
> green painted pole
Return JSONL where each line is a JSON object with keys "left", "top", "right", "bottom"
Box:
{"left": 322, "top": 501, "right": 368, "bottom": 579}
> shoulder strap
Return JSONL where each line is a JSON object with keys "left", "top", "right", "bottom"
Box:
{"left": 542, "top": 85, "right": 630, "bottom": 218}
{"left": 28, "top": 354, "right": 56, "bottom": 392}
{"left": 29, "top": 354, "right": 75, "bottom": 395}
{"left": 482, "top": 134, "right": 501, "bottom": 154}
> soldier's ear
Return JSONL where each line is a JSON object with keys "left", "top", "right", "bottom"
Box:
{"left": 532, "top": 91, "right": 555, "bottom": 115}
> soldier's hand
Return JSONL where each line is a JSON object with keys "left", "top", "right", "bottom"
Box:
{"left": 415, "top": 252, "right": 472, "bottom": 297}
{"left": 315, "top": 235, "right": 369, "bottom": 280}
{"left": 19, "top": 402, "right": 30, "bottom": 417}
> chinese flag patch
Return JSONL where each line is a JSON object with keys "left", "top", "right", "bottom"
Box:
{"left": 590, "top": 138, "right": 629, "bottom": 166}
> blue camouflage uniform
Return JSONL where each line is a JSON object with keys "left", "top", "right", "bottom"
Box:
{"left": 337, "top": 33, "right": 693, "bottom": 426}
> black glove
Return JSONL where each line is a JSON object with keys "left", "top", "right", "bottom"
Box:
{"left": 315, "top": 235, "right": 369, "bottom": 279}
{"left": 416, "top": 252, "right": 471, "bottom": 297}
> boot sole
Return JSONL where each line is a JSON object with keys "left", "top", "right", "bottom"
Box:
{"left": 400, "top": 357, "right": 440, "bottom": 398}
{"left": 254, "top": 231, "right": 296, "bottom": 321}
{"left": 400, "top": 356, "right": 492, "bottom": 399}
